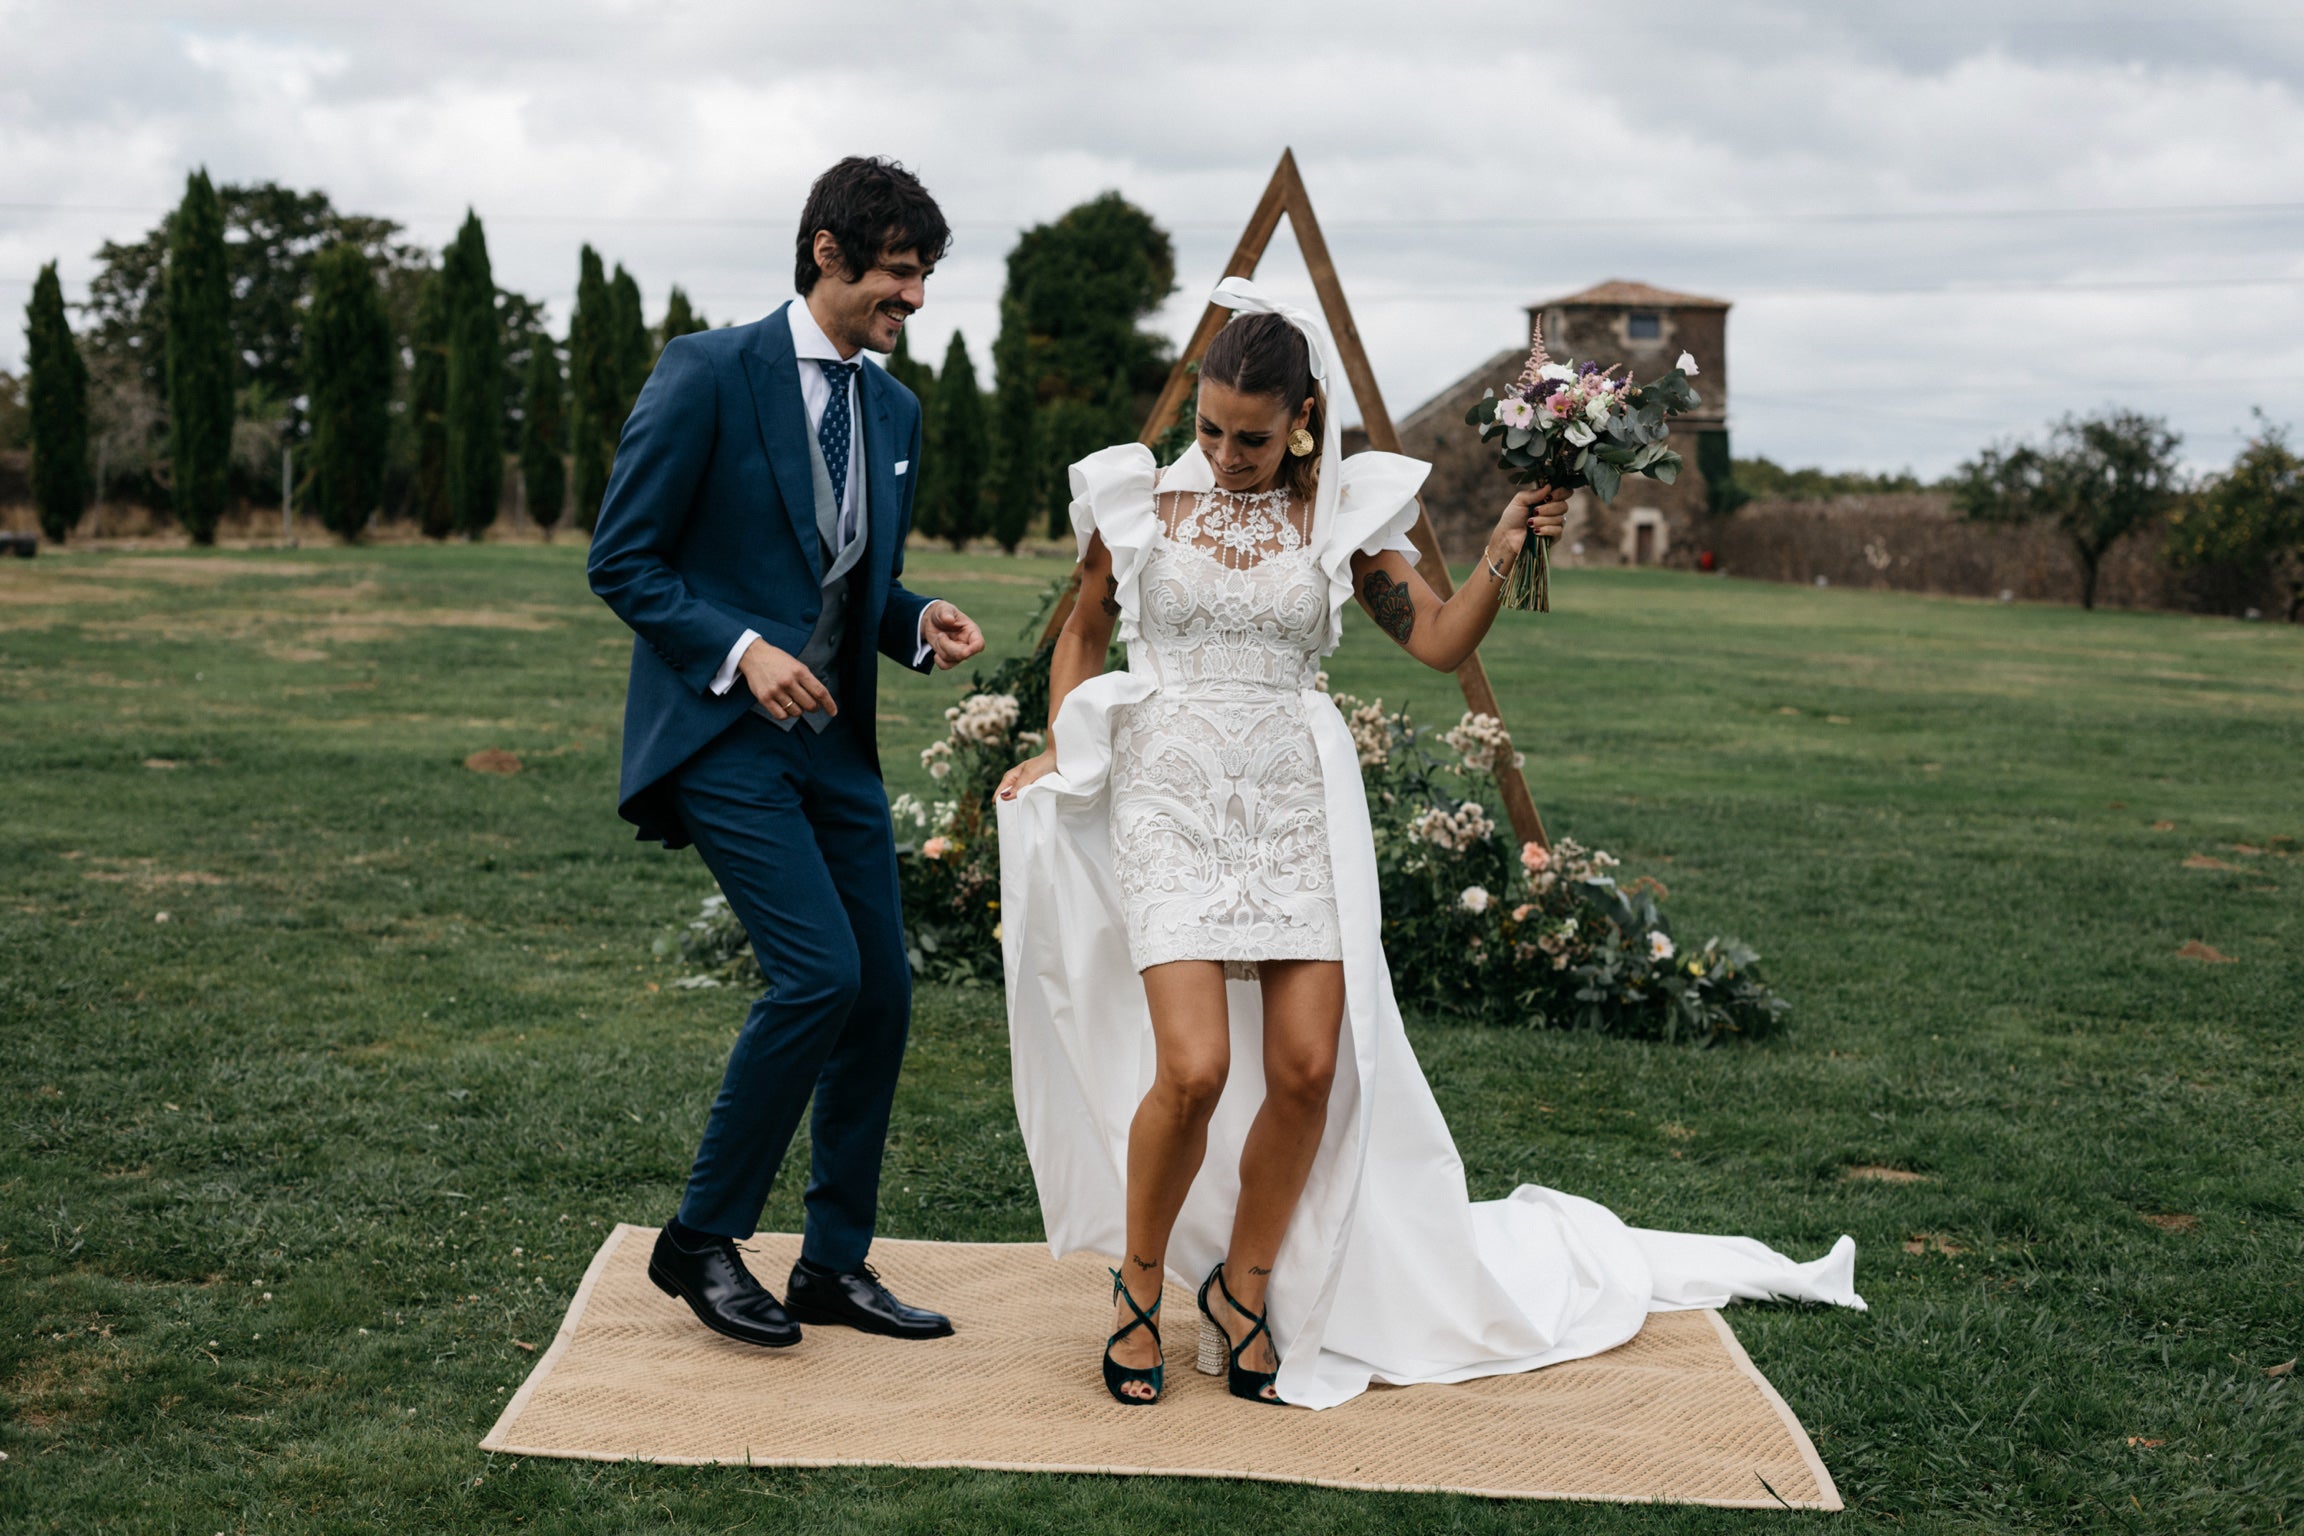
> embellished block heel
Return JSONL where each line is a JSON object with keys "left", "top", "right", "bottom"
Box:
{"left": 1196, "top": 1315, "right": 1228, "bottom": 1376}
{"left": 1197, "top": 1262, "right": 1284, "bottom": 1405}
{"left": 1102, "top": 1267, "right": 1164, "bottom": 1406}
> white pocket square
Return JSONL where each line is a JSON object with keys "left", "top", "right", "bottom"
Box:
{"left": 894, "top": 460, "right": 910, "bottom": 476}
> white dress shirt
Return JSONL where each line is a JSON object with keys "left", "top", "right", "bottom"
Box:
{"left": 710, "top": 298, "right": 936, "bottom": 696}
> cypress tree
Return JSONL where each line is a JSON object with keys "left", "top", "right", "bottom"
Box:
{"left": 609, "top": 263, "right": 649, "bottom": 430}
{"left": 519, "top": 334, "right": 566, "bottom": 540}
{"left": 165, "top": 169, "right": 233, "bottom": 544}
{"left": 989, "top": 296, "right": 1038, "bottom": 554}
{"left": 926, "top": 330, "right": 988, "bottom": 552}
{"left": 442, "top": 211, "right": 503, "bottom": 538}
{"left": 886, "top": 332, "right": 939, "bottom": 538}
{"left": 25, "top": 261, "right": 90, "bottom": 543}
{"left": 658, "top": 285, "right": 707, "bottom": 354}
{"left": 568, "top": 247, "right": 613, "bottom": 531}
{"left": 303, "top": 242, "right": 392, "bottom": 542}
{"left": 410, "top": 270, "right": 452, "bottom": 538}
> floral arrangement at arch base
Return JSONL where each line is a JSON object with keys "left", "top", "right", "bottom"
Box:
{"left": 660, "top": 646, "right": 1790, "bottom": 1043}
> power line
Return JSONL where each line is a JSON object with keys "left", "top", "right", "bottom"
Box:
{"left": 6, "top": 197, "right": 2304, "bottom": 232}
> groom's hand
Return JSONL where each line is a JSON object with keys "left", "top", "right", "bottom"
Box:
{"left": 922, "top": 600, "right": 985, "bottom": 671}
{"left": 737, "top": 638, "right": 836, "bottom": 720}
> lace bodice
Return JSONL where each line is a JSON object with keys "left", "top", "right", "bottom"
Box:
{"left": 1130, "top": 485, "right": 1327, "bottom": 695}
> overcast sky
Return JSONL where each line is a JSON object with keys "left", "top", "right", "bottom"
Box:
{"left": 5, "top": 1, "right": 2301, "bottom": 475}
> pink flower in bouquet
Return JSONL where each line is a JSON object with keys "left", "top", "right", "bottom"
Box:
{"left": 1544, "top": 393, "right": 1573, "bottom": 419}
{"left": 1511, "top": 903, "right": 1534, "bottom": 922}
{"left": 922, "top": 836, "right": 950, "bottom": 861}
{"left": 1495, "top": 397, "right": 1536, "bottom": 430}
{"left": 1521, "top": 841, "right": 1551, "bottom": 877}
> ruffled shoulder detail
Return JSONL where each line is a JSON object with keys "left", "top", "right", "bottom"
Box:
{"left": 1316, "top": 450, "right": 1433, "bottom": 654}
{"left": 1066, "top": 443, "right": 1159, "bottom": 643}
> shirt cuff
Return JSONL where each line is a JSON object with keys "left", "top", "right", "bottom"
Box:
{"left": 710, "top": 629, "right": 760, "bottom": 696}
{"left": 914, "top": 603, "right": 940, "bottom": 668}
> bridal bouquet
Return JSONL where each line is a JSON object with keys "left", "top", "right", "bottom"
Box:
{"left": 1464, "top": 328, "right": 1703, "bottom": 610}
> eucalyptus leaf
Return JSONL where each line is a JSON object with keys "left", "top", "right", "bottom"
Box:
{"left": 1587, "top": 459, "right": 1623, "bottom": 502}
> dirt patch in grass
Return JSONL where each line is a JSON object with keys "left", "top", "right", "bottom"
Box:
{"left": 63, "top": 556, "right": 333, "bottom": 582}
{"left": 1844, "top": 1165, "right": 1931, "bottom": 1183}
{"left": 82, "top": 859, "right": 227, "bottom": 888}
{"left": 2140, "top": 1212, "right": 2200, "bottom": 1233}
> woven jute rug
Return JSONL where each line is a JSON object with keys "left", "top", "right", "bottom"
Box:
{"left": 480, "top": 1224, "right": 1841, "bottom": 1509}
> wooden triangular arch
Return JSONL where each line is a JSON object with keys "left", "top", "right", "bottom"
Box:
{"left": 1039, "top": 148, "right": 1548, "bottom": 846}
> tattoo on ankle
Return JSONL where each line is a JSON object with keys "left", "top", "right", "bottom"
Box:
{"left": 1130, "top": 1254, "right": 1158, "bottom": 1272}
{"left": 1247, "top": 1265, "right": 1271, "bottom": 1276}
{"left": 1362, "top": 570, "right": 1414, "bottom": 644}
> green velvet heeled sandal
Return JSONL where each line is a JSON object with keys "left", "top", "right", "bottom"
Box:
{"left": 1197, "top": 1262, "right": 1284, "bottom": 1405}
{"left": 1102, "top": 1267, "right": 1164, "bottom": 1405}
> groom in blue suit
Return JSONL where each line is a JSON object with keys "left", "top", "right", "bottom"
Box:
{"left": 588, "top": 158, "right": 984, "bottom": 1349}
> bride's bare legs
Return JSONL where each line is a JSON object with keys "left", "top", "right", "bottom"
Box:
{"left": 1107, "top": 959, "right": 1232, "bottom": 1396}
{"left": 1210, "top": 958, "right": 1344, "bottom": 1389}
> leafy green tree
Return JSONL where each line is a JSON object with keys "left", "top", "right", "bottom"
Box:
{"left": 25, "top": 262, "right": 90, "bottom": 543}
{"left": 165, "top": 169, "right": 234, "bottom": 544}
{"left": 988, "top": 295, "right": 1039, "bottom": 553}
{"left": 657, "top": 286, "right": 708, "bottom": 359}
{"left": 996, "top": 192, "right": 1175, "bottom": 535}
{"left": 609, "top": 263, "right": 649, "bottom": 431}
{"left": 568, "top": 246, "right": 614, "bottom": 531}
{"left": 1730, "top": 455, "right": 1924, "bottom": 502}
{"left": 302, "top": 243, "right": 392, "bottom": 542}
{"left": 520, "top": 335, "right": 567, "bottom": 541}
{"left": 83, "top": 182, "right": 427, "bottom": 514}
{"left": 2167, "top": 415, "right": 2304, "bottom": 621}
{"left": 925, "top": 331, "right": 988, "bottom": 551}
{"left": 441, "top": 211, "right": 503, "bottom": 538}
{"left": 410, "top": 270, "right": 452, "bottom": 539}
{"left": 1953, "top": 410, "right": 2183, "bottom": 610}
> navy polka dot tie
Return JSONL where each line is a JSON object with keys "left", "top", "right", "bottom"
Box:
{"left": 816, "top": 359, "right": 861, "bottom": 548}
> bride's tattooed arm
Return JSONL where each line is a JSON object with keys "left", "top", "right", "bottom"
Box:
{"left": 1361, "top": 569, "right": 1414, "bottom": 644}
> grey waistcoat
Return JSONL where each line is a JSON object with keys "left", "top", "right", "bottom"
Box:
{"left": 759, "top": 427, "right": 867, "bottom": 733}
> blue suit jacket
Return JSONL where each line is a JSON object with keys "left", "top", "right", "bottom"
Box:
{"left": 587, "top": 305, "right": 936, "bottom": 846}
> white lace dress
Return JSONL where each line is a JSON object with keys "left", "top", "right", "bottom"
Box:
{"left": 996, "top": 441, "right": 1864, "bottom": 1413}
{"left": 1109, "top": 481, "right": 1339, "bottom": 973}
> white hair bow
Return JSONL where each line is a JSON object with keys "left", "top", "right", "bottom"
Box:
{"left": 1206, "top": 276, "right": 1345, "bottom": 534}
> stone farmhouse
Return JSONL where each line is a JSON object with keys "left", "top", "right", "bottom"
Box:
{"left": 1360, "top": 280, "right": 1731, "bottom": 567}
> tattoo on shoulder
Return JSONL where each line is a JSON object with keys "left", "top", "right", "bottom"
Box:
{"left": 1100, "top": 574, "right": 1121, "bottom": 618}
{"left": 1362, "top": 569, "right": 1415, "bottom": 645}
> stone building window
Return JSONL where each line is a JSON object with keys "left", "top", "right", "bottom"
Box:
{"left": 1627, "top": 313, "right": 1661, "bottom": 340}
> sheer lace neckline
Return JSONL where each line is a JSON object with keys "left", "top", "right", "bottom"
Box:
{"left": 1154, "top": 483, "right": 1313, "bottom": 573}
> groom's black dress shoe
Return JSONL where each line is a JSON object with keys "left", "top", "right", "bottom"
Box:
{"left": 784, "top": 1257, "right": 955, "bottom": 1339}
{"left": 647, "top": 1223, "right": 801, "bottom": 1348}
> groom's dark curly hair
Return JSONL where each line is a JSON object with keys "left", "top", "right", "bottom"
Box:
{"left": 795, "top": 157, "right": 952, "bottom": 294}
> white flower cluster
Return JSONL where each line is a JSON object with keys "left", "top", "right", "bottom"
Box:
{"left": 1330, "top": 693, "right": 1398, "bottom": 768}
{"left": 1443, "top": 712, "right": 1524, "bottom": 775}
{"left": 889, "top": 793, "right": 930, "bottom": 829}
{"left": 945, "top": 692, "right": 1020, "bottom": 745}
{"left": 920, "top": 739, "right": 955, "bottom": 780}
{"left": 1459, "top": 885, "right": 1492, "bottom": 914}
{"left": 1411, "top": 799, "right": 1496, "bottom": 852}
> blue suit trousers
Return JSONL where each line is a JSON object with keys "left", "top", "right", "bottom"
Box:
{"left": 669, "top": 707, "right": 910, "bottom": 1271}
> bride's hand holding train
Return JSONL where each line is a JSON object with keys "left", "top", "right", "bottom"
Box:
{"left": 1348, "top": 484, "right": 1568, "bottom": 670}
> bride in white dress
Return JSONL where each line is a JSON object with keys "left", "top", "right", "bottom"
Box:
{"left": 993, "top": 277, "right": 1863, "bottom": 1411}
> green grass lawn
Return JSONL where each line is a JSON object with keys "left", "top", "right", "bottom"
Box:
{"left": 2, "top": 542, "right": 2297, "bottom": 1533}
